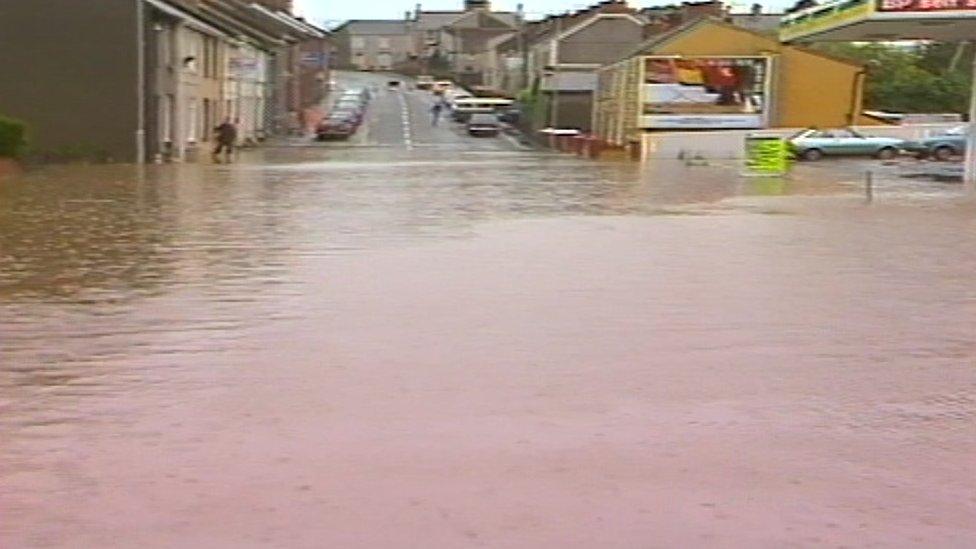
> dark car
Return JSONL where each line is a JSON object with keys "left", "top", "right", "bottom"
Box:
{"left": 315, "top": 113, "right": 359, "bottom": 141}
{"left": 466, "top": 113, "right": 500, "bottom": 137}
{"left": 902, "top": 125, "right": 967, "bottom": 161}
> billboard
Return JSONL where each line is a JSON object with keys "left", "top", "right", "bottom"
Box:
{"left": 878, "top": 0, "right": 976, "bottom": 11}
{"left": 640, "top": 56, "right": 771, "bottom": 130}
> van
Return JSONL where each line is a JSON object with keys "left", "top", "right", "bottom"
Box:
{"left": 451, "top": 98, "right": 515, "bottom": 123}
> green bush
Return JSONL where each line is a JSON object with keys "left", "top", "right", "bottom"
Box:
{"left": 0, "top": 116, "right": 27, "bottom": 158}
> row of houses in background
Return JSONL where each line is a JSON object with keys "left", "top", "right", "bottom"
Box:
{"left": 0, "top": 0, "right": 333, "bottom": 163}
{"left": 332, "top": 0, "right": 863, "bottom": 142}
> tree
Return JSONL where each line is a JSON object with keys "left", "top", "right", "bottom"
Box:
{"left": 817, "top": 42, "right": 972, "bottom": 115}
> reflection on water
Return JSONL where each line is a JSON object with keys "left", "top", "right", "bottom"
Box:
{"left": 2, "top": 148, "right": 975, "bottom": 547}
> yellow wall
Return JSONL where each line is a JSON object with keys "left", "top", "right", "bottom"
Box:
{"left": 653, "top": 22, "right": 864, "bottom": 128}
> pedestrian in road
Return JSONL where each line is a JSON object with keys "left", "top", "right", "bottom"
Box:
{"left": 431, "top": 102, "right": 443, "bottom": 127}
{"left": 212, "top": 117, "right": 238, "bottom": 163}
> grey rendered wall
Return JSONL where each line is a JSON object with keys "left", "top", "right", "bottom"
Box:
{"left": 554, "top": 91, "right": 594, "bottom": 131}
{"left": 559, "top": 19, "right": 645, "bottom": 65}
{"left": 0, "top": 0, "right": 141, "bottom": 162}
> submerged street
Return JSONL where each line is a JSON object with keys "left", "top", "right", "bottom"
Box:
{"left": 2, "top": 73, "right": 976, "bottom": 548}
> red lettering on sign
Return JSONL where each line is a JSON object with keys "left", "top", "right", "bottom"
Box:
{"left": 880, "top": 0, "right": 973, "bottom": 9}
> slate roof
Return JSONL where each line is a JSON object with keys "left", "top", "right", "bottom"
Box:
{"left": 335, "top": 20, "right": 410, "bottom": 35}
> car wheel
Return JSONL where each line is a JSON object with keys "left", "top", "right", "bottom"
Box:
{"left": 876, "top": 147, "right": 897, "bottom": 160}
{"left": 802, "top": 149, "right": 823, "bottom": 161}
{"left": 933, "top": 146, "right": 955, "bottom": 162}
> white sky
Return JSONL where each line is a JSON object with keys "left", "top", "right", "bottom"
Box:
{"left": 293, "top": 0, "right": 794, "bottom": 28}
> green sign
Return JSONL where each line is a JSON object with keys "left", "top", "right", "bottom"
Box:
{"left": 745, "top": 135, "right": 791, "bottom": 175}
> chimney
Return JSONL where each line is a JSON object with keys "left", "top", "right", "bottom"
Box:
{"left": 464, "top": 0, "right": 490, "bottom": 11}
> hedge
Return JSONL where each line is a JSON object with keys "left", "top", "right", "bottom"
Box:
{"left": 0, "top": 116, "right": 27, "bottom": 158}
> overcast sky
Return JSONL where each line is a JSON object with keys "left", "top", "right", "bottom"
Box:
{"left": 293, "top": 0, "right": 793, "bottom": 27}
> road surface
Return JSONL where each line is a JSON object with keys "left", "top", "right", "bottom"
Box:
{"left": 1, "top": 72, "right": 975, "bottom": 549}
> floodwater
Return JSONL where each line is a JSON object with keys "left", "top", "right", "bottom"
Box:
{"left": 1, "top": 148, "right": 975, "bottom": 548}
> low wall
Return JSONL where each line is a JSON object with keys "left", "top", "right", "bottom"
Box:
{"left": 0, "top": 157, "right": 22, "bottom": 178}
{"left": 639, "top": 124, "right": 961, "bottom": 161}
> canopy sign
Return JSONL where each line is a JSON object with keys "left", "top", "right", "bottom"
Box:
{"left": 879, "top": 0, "right": 976, "bottom": 11}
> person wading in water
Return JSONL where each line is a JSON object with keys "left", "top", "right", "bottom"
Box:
{"left": 212, "top": 118, "right": 238, "bottom": 163}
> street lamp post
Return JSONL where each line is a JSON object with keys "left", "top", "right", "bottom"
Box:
{"left": 965, "top": 52, "right": 976, "bottom": 189}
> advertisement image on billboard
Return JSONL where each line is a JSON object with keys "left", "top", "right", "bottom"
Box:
{"left": 641, "top": 56, "right": 770, "bottom": 129}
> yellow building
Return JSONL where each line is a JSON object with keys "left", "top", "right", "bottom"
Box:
{"left": 594, "top": 18, "right": 868, "bottom": 146}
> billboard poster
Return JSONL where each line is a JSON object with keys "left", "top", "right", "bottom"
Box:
{"left": 640, "top": 56, "right": 770, "bottom": 130}
{"left": 878, "top": 0, "right": 976, "bottom": 11}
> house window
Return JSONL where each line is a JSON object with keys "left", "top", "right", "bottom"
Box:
{"left": 203, "top": 99, "right": 211, "bottom": 140}
{"left": 351, "top": 36, "right": 366, "bottom": 49}
{"left": 158, "top": 26, "right": 173, "bottom": 68}
{"left": 378, "top": 37, "right": 391, "bottom": 50}
{"left": 187, "top": 98, "right": 198, "bottom": 143}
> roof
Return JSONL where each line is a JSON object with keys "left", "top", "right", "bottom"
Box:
{"left": 416, "top": 11, "right": 466, "bottom": 30}
{"left": 416, "top": 9, "right": 518, "bottom": 30}
{"left": 619, "top": 17, "right": 863, "bottom": 68}
{"left": 247, "top": 3, "right": 328, "bottom": 38}
{"left": 727, "top": 13, "right": 782, "bottom": 34}
{"left": 445, "top": 10, "right": 515, "bottom": 30}
{"left": 146, "top": 0, "right": 230, "bottom": 38}
{"left": 334, "top": 20, "right": 409, "bottom": 35}
{"left": 526, "top": 1, "right": 645, "bottom": 43}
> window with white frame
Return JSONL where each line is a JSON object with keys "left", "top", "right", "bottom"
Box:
{"left": 187, "top": 98, "right": 198, "bottom": 143}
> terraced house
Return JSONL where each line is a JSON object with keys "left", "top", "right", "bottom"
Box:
{"left": 0, "top": 0, "right": 331, "bottom": 163}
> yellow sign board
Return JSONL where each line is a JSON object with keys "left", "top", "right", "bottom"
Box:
{"left": 745, "top": 136, "right": 791, "bottom": 175}
{"left": 780, "top": 0, "right": 876, "bottom": 42}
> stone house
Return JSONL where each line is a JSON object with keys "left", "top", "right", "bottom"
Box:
{"left": 332, "top": 21, "right": 414, "bottom": 71}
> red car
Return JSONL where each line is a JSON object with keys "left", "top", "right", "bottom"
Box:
{"left": 315, "top": 113, "right": 358, "bottom": 141}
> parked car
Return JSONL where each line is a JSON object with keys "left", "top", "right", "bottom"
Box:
{"left": 339, "top": 88, "right": 370, "bottom": 105}
{"left": 331, "top": 107, "right": 364, "bottom": 127}
{"left": 497, "top": 106, "right": 520, "bottom": 125}
{"left": 789, "top": 128, "right": 905, "bottom": 161}
{"left": 333, "top": 98, "right": 366, "bottom": 116}
{"left": 415, "top": 75, "right": 434, "bottom": 90}
{"left": 902, "top": 125, "right": 967, "bottom": 161}
{"left": 315, "top": 114, "right": 358, "bottom": 141}
{"left": 466, "top": 113, "right": 501, "bottom": 137}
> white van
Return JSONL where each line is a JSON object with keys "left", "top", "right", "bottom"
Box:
{"left": 451, "top": 98, "right": 514, "bottom": 123}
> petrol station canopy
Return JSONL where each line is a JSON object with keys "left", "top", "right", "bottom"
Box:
{"left": 781, "top": 0, "right": 976, "bottom": 43}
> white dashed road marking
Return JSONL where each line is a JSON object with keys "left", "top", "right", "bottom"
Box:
{"left": 397, "top": 93, "right": 413, "bottom": 149}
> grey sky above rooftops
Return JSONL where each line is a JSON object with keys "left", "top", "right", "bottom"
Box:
{"left": 293, "top": 0, "right": 795, "bottom": 28}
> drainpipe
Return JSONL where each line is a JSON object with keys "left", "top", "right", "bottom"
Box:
{"left": 848, "top": 68, "right": 866, "bottom": 128}
{"left": 964, "top": 53, "right": 976, "bottom": 189}
{"left": 136, "top": 0, "right": 146, "bottom": 163}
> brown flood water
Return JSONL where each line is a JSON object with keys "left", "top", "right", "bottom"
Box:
{"left": 1, "top": 149, "right": 975, "bottom": 548}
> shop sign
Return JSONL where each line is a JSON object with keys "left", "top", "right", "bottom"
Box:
{"left": 879, "top": 0, "right": 976, "bottom": 11}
